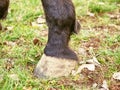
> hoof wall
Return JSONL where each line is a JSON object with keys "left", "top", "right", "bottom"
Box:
{"left": 34, "top": 54, "right": 78, "bottom": 78}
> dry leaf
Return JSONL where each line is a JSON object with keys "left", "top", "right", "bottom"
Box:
{"left": 113, "top": 72, "right": 120, "bottom": 80}
{"left": 86, "top": 57, "right": 101, "bottom": 66}
{"left": 8, "top": 74, "right": 19, "bottom": 81}
{"left": 74, "top": 64, "right": 95, "bottom": 75}
{"left": 99, "top": 80, "right": 109, "bottom": 90}
{"left": 37, "top": 16, "right": 46, "bottom": 24}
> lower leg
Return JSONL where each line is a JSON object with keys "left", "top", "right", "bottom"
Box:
{"left": 34, "top": 0, "right": 79, "bottom": 78}
{"left": 44, "top": 26, "right": 78, "bottom": 60}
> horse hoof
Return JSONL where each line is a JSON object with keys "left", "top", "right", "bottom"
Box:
{"left": 34, "top": 54, "right": 78, "bottom": 78}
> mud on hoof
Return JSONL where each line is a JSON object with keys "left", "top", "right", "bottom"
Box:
{"left": 34, "top": 54, "right": 78, "bottom": 78}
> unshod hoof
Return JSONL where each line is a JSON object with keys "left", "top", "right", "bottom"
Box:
{"left": 34, "top": 54, "right": 78, "bottom": 78}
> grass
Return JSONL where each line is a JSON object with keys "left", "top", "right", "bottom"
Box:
{"left": 0, "top": 0, "right": 120, "bottom": 89}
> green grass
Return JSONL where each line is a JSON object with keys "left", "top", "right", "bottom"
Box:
{"left": 73, "top": 0, "right": 119, "bottom": 16}
{"left": 89, "top": 1, "right": 117, "bottom": 13}
{"left": 0, "top": 0, "right": 120, "bottom": 89}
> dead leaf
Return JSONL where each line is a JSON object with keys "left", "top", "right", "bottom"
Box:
{"left": 31, "top": 22, "right": 43, "bottom": 27}
{"left": 0, "top": 75, "right": 3, "bottom": 82}
{"left": 86, "top": 57, "right": 101, "bottom": 66}
{"left": 99, "top": 80, "right": 109, "bottom": 90}
{"left": 73, "top": 64, "right": 95, "bottom": 75}
{"left": 3, "top": 41, "right": 16, "bottom": 46}
{"left": 6, "top": 26, "right": 14, "bottom": 31}
{"left": 23, "top": 86, "right": 32, "bottom": 90}
{"left": 33, "top": 38, "right": 39, "bottom": 45}
{"left": 8, "top": 74, "right": 19, "bottom": 81}
{"left": 5, "top": 59, "right": 14, "bottom": 70}
{"left": 87, "top": 12, "right": 95, "bottom": 17}
{"left": 0, "top": 23, "right": 2, "bottom": 30}
{"left": 108, "top": 14, "right": 120, "bottom": 19}
{"left": 48, "top": 88, "right": 59, "bottom": 90}
{"left": 37, "top": 16, "right": 46, "bottom": 24}
{"left": 78, "top": 48, "right": 87, "bottom": 56}
{"left": 113, "top": 72, "right": 120, "bottom": 80}
{"left": 33, "top": 38, "right": 43, "bottom": 46}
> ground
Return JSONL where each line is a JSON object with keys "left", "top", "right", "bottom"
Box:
{"left": 0, "top": 0, "right": 120, "bottom": 90}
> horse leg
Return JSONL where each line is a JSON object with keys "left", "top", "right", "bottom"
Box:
{"left": 34, "top": 0, "right": 80, "bottom": 78}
